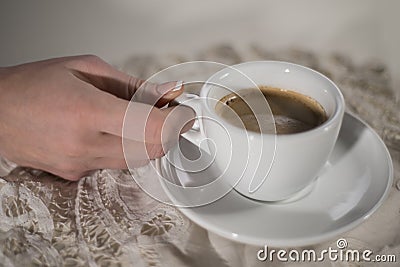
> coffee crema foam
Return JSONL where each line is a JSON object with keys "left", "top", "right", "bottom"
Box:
{"left": 215, "top": 86, "right": 327, "bottom": 134}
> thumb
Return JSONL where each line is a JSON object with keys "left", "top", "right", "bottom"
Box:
{"left": 122, "top": 103, "right": 195, "bottom": 161}
{"left": 132, "top": 80, "right": 184, "bottom": 107}
{"left": 149, "top": 104, "right": 195, "bottom": 155}
{"left": 144, "top": 104, "right": 195, "bottom": 144}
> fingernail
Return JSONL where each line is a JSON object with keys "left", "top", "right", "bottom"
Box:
{"left": 156, "top": 81, "right": 183, "bottom": 95}
{"left": 174, "top": 80, "right": 183, "bottom": 91}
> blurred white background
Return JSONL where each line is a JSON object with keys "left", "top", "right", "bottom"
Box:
{"left": 0, "top": 0, "right": 398, "bottom": 94}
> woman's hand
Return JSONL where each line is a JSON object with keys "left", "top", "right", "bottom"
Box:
{"left": 0, "top": 55, "right": 194, "bottom": 180}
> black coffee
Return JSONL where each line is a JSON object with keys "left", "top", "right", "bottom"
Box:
{"left": 215, "top": 86, "right": 327, "bottom": 134}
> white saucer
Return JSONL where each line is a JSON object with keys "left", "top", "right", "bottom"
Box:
{"left": 157, "top": 113, "right": 393, "bottom": 247}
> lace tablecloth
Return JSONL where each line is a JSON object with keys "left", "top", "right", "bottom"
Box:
{"left": 0, "top": 45, "right": 399, "bottom": 267}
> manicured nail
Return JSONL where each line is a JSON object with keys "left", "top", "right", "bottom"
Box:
{"left": 174, "top": 80, "right": 183, "bottom": 92}
{"left": 156, "top": 81, "right": 183, "bottom": 95}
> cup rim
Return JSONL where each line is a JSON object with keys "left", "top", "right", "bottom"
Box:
{"left": 199, "top": 60, "right": 345, "bottom": 138}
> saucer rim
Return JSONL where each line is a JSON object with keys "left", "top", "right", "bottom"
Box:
{"left": 159, "top": 112, "right": 393, "bottom": 247}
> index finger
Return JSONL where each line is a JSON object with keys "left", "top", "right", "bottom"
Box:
{"left": 67, "top": 55, "right": 184, "bottom": 106}
{"left": 97, "top": 93, "right": 195, "bottom": 145}
{"left": 67, "top": 55, "right": 136, "bottom": 100}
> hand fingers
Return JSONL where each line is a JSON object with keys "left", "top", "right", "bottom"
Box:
{"left": 34, "top": 126, "right": 182, "bottom": 181}
{"left": 132, "top": 80, "right": 184, "bottom": 107}
{"left": 92, "top": 105, "right": 194, "bottom": 158}
{"left": 125, "top": 104, "right": 195, "bottom": 150}
{"left": 32, "top": 155, "right": 148, "bottom": 181}
{"left": 90, "top": 132, "right": 166, "bottom": 161}
{"left": 89, "top": 157, "right": 150, "bottom": 169}
{"left": 67, "top": 55, "right": 184, "bottom": 106}
{"left": 67, "top": 55, "right": 136, "bottom": 99}
{"left": 98, "top": 96, "right": 195, "bottom": 143}
{"left": 38, "top": 166, "right": 92, "bottom": 181}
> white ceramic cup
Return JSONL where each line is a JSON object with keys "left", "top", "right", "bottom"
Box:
{"left": 178, "top": 61, "right": 345, "bottom": 201}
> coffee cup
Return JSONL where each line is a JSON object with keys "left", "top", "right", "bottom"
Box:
{"left": 174, "top": 61, "right": 345, "bottom": 202}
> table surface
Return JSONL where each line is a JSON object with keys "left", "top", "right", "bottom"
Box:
{"left": 0, "top": 45, "right": 399, "bottom": 267}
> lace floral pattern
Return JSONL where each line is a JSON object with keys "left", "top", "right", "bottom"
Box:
{"left": 0, "top": 45, "right": 399, "bottom": 267}
{"left": 0, "top": 168, "right": 197, "bottom": 267}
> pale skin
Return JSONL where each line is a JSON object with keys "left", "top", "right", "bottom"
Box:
{"left": 0, "top": 55, "right": 195, "bottom": 181}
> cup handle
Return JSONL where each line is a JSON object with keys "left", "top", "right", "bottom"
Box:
{"left": 171, "top": 93, "right": 211, "bottom": 155}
